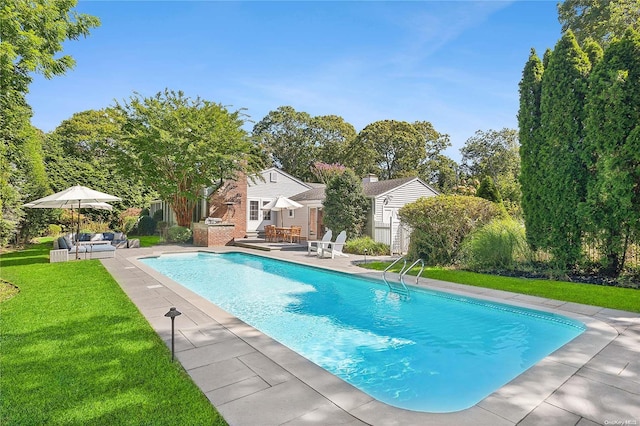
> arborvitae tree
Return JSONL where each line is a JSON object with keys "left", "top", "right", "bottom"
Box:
{"left": 323, "top": 169, "right": 369, "bottom": 238}
{"left": 518, "top": 49, "right": 545, "bottom": 250}
{"left": 476, "top": 176, "right": 503, "bottom": 204}
{"left": 539, "top": 31, "right": 592, "bottom": 268}
{"left": 582, "top": 30, "right": 640, "bottom": 276}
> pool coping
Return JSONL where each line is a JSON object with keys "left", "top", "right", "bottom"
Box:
{"left": 102, "top": 246, "right": 640, "bottom": 425}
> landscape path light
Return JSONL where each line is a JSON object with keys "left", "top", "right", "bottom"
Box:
{"left": 164, "top": 307, "right": 182, "bottom": 361}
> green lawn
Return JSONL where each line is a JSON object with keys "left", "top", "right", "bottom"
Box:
{"left": 0, "top": 242, "right": 226, "bottom": 425}
{"left": 363, "top": 261, "right": 640, "bottom": 313}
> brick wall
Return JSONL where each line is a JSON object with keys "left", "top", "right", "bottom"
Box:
{"left": 192, "top": 223, "right": 235, "bottom": 247}
{"left": 207, "top": 171, "right": 247, "bottom": 239}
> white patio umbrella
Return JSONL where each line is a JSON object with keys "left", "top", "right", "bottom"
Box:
{"left": 261, "top": 195, "right": 303, "bottom": 227}
{"left": 24, "top": 185, "right": 121, "bottom": 259}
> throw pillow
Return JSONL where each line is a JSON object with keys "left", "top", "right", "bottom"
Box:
{"left": 57, "top": 237, "right": 68, "bottom": 250}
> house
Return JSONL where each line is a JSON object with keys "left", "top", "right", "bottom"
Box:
{"left": 289, "top": 174, "right": 439, "bottom": 253}
{"left": 153, "top": 168, "right": 438, "bottom": 253}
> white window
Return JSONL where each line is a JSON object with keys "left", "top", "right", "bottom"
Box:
{"left": 249, "top": 201, "right": 259, "bottom": 220}
{"left": 288, "top": 210, "right": 295, "bottom": 218}
{"left": 270, "top": 172, "right": 278, "bottom": 182}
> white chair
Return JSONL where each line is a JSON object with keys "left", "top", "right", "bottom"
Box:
{"left": 318, "top": 230, "right": 348, "bottom": 259}
{"left": 307, "top": 229, "right": 332, "bottom": 256}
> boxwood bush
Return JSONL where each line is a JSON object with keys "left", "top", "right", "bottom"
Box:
{"left": 399, "top": 195, "right": 502, "bottom": 265}
{"left": 167, "top": 225, "right": 192, "bottom": 243}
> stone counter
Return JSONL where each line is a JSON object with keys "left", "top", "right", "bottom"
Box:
{"left": 192, "top": 222, "right": 236, "bottom": 247}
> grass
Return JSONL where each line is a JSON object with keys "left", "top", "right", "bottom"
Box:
{"left": 0, "top": 241, "right": 227, "bottom": 425}
{"left": 363, "top": 261, "right": 640, "bottom": 313}
{"left": 129, "top": 234, "right": 162, "bottom": 247}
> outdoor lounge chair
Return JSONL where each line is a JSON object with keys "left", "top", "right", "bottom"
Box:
{"left": 51, "top": 235, "right": 116, "bottom": 262}
{"left": 318, "top": 230, "right": 348, "bottom": 259}
{"left": 307, "top": 229, "right": 332, "bottom": 255}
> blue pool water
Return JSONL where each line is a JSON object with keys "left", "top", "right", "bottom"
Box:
{"left": 140, "top": 252, "right": 585, "bottom": 413}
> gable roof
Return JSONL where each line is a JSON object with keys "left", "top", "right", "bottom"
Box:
{"left": 363, "top": 176, "right": 415, "bottom": 197}
{"left": 249, "top": 167, "right": 312, "bottom": 189}
{"left": 290, "top": 176, "right": 438, "bottom": 202}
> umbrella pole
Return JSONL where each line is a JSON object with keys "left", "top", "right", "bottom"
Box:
{"left": 76, "top": 200, "right": 80, "bottom": 260}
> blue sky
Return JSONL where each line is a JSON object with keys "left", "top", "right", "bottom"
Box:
{"left": 27, "top": 1, "right": 562, "bottom": 161}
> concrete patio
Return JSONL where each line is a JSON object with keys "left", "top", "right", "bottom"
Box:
{"left": 100, "top": 245, "right": 640, "bottom": 426}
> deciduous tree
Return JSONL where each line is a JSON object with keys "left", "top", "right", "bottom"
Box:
{"left": 114, "top": 89, "right": 264, "bottom": 227}
{"left": 0, "top": 0, "right": 99, "bottom": 245}
{"left": 460, "top": 128, "right": 520, "bottom": 205}
{"left": 347, "top": 120, "right": 449, "bottom": 180}
{"left": 558, "top": 0, "right": 640, "bottom": 47}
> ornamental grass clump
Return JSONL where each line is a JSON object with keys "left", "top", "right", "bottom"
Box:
{"left": 344, "top": 236, "right": 390, "bottom": 256}
{"left": 461, "top": 218, "right": 533, "bottom": 272}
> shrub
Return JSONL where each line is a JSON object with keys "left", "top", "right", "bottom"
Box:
{"left": 461, "top": 218, "right": 533, "bottom": 271}
{"left": 476, "top": 176, "right": 502, "bottom": 203}
{"left": 47, "top": 224, "right": 62, "bottom": 236}
{"left": 137, "top": 215, "right": 157, "bottom": 236}
{"left": 399, "top": 195, "right": 501, "bottom": 265}
{"left": 167, "top": 226, "right": 192, "bottom": 243}
{"left": 81, "top": 221, "right": 110, "bottom": 233}
{"left": 122, "top": 216, "right": 139, "bottom": 235}
{"left": 344, "top": 236, "right": 389, "bottom": 256}
{"left": 152, "top": 209, "right": 163, "bottom": 221}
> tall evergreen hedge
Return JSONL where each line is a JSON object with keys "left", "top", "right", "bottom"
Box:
{"left": 518, "top": 49, "right": 545, "bottom": 251}
{"left": 519, "top": 28, "right": 640, "bottom": 277}
{"left": 582, "top": 30, "right": 640, "bottom": 275}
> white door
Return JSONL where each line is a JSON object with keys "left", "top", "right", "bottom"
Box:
{"left": 247, "top": 198, "right": 275, "bottom": 232}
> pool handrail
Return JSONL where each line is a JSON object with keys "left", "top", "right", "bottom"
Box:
{"left": 401, "top": 258, "right": 425, "bottom": 287}
{"left": 383, "top": 257, "right": 410, "bottom": 297}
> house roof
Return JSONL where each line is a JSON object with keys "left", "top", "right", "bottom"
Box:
{"left": 290, "top": 186, "right": 326, "bottom": 202}
{"left": 290, "top": 176, "right": 437, "bottom": 202}
{"left": 363, "top": 176, "right": 417, "bottom": 197}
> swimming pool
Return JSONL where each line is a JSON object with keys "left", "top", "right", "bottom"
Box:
{"left": 140, "top": 252, "right": 585, "bottom": 413}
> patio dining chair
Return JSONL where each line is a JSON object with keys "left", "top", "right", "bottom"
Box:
{"left": 289, "top": 226, "right": 302, "bottom": 243}
{"left": 265, "top": 225, "right": 277, "bottom": 242}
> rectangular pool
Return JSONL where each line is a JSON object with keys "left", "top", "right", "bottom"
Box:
{"left": 140, "top": 252, "right": 585, "bottom": 413}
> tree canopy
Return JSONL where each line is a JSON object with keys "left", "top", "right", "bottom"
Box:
{"left": 558, "top": 0, "right": 640, "bottom": 46}
{"left": 460, "top": 128, "right": 520, "bottom": 205}
{"left": 0, "top": 0, "right": 99, "bottom": 246}
{"left": 114, "top": 90, "right": 264, "bottom": 227}
{"left": 252, "top": 106, "right": 356, "bottom": 182}
{"left": 347, "top": 119, "right": 450, "bottom": 181}
{"left": 44, "top": 109, "right": 156, "bottom": 225}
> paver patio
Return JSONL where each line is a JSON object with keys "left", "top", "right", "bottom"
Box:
{"left": 100, "top": 245, "right": 640, "bottom": 426}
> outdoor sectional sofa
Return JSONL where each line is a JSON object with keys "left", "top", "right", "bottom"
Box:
{"left": 50, "top": 232, "right": 139, "bottom": 262}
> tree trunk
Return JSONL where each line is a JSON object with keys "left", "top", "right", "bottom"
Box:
{"left": 172, "top": 194, "right": 196, "bottom": 228}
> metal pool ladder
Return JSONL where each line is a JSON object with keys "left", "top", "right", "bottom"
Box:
{"left": 383, "top": 257, "right": 425, "bottom": 298}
